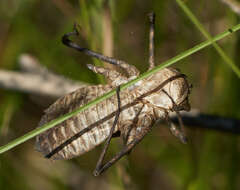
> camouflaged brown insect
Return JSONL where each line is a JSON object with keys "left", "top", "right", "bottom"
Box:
{"left": 36, "top": 12, "right": 191, "bottom": 176}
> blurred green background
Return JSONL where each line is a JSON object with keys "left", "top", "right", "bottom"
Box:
{"left": 0, "top": 0, "right": 240, "bottom": 189}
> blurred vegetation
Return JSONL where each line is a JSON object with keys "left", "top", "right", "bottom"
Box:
{"left": 0, "top": 0, "right": 240, "bottom": 190}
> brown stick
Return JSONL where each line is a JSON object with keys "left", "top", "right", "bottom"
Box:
{"left": 169, "top": 110, "right": 240, "bottom": 134}
{"left": 0, "top": 54, "right": 86, "bottom": 98}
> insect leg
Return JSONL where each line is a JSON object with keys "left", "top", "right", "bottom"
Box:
{"left": 161, "top": 89, "right": 188, "bottom": 143}
{"left": 93, "top": 86, "right": 121, "bottom": 176}
{"left": 94, "top": 115, "right": 154, "bottom": 176}
{"left": 94, "top": 138, "right": 142, "bottom": 176}
{"left": 62, "top": 25, "right": 140, "bottom": 78}
{"left": 165, "top": 113, "right": 187, "bottom": 144}
{"left": 94, "top": 110, "right": 154, "bottom": 176}
{"left": 148, "top": 12, "right": 155, "bottom": 70}
{"left": 87, "top": 64, "right": 128, "bottom": 87}
{"left": 121, "top": 105, "right": 145, "bottom": 146}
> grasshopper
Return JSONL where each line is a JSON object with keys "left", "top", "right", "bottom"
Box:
{"left": 36, "top": 12, "right": 191, "bottom": 176}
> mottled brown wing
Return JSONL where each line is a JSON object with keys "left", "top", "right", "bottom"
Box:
{"left": 35, "top": 85, "right": 117, "bottom": 160}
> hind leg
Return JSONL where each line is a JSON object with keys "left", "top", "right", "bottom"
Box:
{"left": 62, "top": 25, "right": 140, "bottom": 78}
{"left": 94, "top": 112, "right": 155, "bottom": 176}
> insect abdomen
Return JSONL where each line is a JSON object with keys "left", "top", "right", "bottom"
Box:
{"left": 36, "top": 85, "right": 122, "bottom": 160}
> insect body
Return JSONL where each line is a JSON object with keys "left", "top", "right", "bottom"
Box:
{"left": 36, "top": 13, "right": 191, "bottom": 176}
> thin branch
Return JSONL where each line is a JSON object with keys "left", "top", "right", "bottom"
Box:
{"left": 19, "top": 54, "right": 51, "bottom": 74}
{"left": 0, "top": 54, "right": 86, "bottom": 98}
{"left": 169, "top": 110, "right": 240, "bottom": 134}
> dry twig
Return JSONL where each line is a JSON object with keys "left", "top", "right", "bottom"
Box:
{"left": 169, "top": 110, "right": 240, "bottom": 134}
{"left": 0, "top": 54, "right": 86, "bottom": 99}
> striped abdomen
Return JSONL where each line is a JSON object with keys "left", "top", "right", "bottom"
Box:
{"left": 35, "top": 85, "right": 139, "bottom": 160}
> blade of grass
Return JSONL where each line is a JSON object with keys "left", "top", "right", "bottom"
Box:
{"left": 0, "top": 24, "right": 240, "bottom": 154}
{"left": 176, "top": 0, "right": 240, "bottom": 78}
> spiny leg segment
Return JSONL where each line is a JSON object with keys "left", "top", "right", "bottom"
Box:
{"left": 62, "top": 25, "right": 139, "bottom": 78}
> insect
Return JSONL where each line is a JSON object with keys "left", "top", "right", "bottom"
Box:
{"left": 36, "top": 12, "right": 191, "bottom": 176}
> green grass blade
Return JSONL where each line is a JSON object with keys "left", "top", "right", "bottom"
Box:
{"left": 0, "top": 24, "right": 240, "bottom": 154}
{"left": 176, "top": 0, "right": 240, "bottom": 78}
